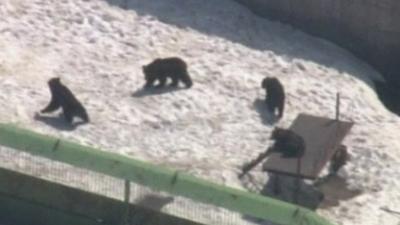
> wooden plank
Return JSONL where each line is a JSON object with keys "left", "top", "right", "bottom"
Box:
{"left": 263, "top": 114, "right": 353, "bottom": 179}
{"left": 0, "top": 123, "right": 337, "bottom": 225}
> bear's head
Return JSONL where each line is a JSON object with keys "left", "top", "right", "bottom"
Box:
{"left": 142, "top": 62, "right": 157, "bottom": 81}
{"left": 142, "top": 65, "right": 150, "bottom": 80}
{"left": 262, "top": 77, "right": 280, "bottom": 89}
{"left": 48, "top": 77, "right": 61, "bottom": 86}
{"left": 270, "top": 127, "right": 287, "bottom": 140}
{"left": 261, "top": 78, "right": 268, "bottom": 89}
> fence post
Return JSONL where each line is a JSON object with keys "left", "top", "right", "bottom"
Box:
{"left": 122, "top": 180, "right": 131, "bottom": 225}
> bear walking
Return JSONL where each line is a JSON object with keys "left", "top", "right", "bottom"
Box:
{"left": 142, "top": 57, "right": 193, "bottom": 89}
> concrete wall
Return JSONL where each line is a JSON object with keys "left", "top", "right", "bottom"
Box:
{"left": 235, "top": 0, "right": 400, "bottom": 86}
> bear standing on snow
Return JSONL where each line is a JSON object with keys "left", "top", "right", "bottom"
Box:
{"left": 40, "top": 77, "right": 89, "bottom": 124}
{"left": 142, "top": 57, "right": 193, "bottom": 89}
{"left": 261, "top": 77, "right": 285, "bottom": 119}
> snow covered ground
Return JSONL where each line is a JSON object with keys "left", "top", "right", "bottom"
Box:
{"left": 0, "top": 0, "right": 399, "bottom": 225}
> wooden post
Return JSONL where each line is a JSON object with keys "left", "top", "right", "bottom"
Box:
{"left": 294, "top": 157, "right": 301, "bottom": 204}
{"left": 335, "top": 92, "right": 340, "bottom": 121}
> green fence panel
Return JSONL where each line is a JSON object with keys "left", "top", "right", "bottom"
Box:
{"left": 0, "top": 123, "right": 335, "bottom": 225}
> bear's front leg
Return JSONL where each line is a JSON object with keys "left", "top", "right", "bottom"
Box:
{"left": 155, "top": 77, "right": 167, "bottom": 88}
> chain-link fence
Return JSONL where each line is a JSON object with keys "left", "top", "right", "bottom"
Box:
{"left": 0, "top": 123, "right": 335, "bottom": 225}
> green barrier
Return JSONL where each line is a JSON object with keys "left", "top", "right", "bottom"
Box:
{"left": 0, "top": 123, "right": 335, "bottom": 225}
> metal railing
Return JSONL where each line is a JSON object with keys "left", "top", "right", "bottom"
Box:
{"left": 0, "top": 123, "right": 335, "bottom": 225}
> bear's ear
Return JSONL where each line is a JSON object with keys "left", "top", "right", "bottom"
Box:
{"left": 55, "top": 77, "right": 62, "bottom": 85}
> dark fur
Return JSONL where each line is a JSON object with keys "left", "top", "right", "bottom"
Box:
{"left": 41, "top": 78, "right": 89, "bottom": 124}
{"left": 142, "top": 57, "right": 193, "bottom": 89}
{"left": 262, "top": 77, "right": 285, "bottom": 118}
{"left": 329, "top": 145, "right": 348, "bottom": 175}
{"left": 269, "top": 127, "right": 305, "bottom": 158}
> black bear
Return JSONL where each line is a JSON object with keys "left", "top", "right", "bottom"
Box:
{"left": 142, "top": 57, "right": 193, "bottom": 89}
{"left": 40, "top": 77, "right": 89, "bottom": 124}
{"left": 269, "top": 127, "right": 305, "bottom": 158}
{"left": 261, "top": 77, "right": 285, "bottom": 119}
{"left": 239, "top": 126, "right": 305, "bottom": 178}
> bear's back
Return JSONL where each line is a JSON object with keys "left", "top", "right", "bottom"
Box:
{"left": 49, "top": 80, "right": 81, "bottom": 108}
{"left": 147, "top": 57, "right": 187, "bottom": 74}
{"left": 266, "top": 78, "right": 284, "bottom": 98}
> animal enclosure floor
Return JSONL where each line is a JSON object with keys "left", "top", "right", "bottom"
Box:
{"left": 0, "top": 0, "right": 400, "bottom": 225}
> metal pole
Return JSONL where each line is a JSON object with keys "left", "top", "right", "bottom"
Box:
{"left": 123, "top": 180, "right": 131, "bottom": 225}
{"left": 335, "top": 92, "right": 340, "bottom": 121}
{"left": 294, "top": 157, "right": 301, "bottom": 204}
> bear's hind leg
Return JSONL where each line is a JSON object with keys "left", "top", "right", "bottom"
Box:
{"left": 170, "top": 76, "right": 179, "bottom": 87}
{"left": 77, "top": 107, "right": 90, "bottom": 123}
{"left": 155, "top": 77, "right": 166, "bottom": 88}
{"left": 266, "top": 99, "right": 276, "bottom": 117}
{"left": 277, "top": 101, "right": 284, "bottom": 119}
{"left": 63, "top": 108, "right": 74, "bottom": 124}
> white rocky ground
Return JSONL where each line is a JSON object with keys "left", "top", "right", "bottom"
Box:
{"left": 0, "top": 0, "right": 399, "bottom": 225}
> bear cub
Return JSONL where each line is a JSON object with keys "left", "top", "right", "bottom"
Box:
{"left": 142, "top": 57, "right": 193, "bottom": 89}
{"left": 40, "top": 77, "right": 89, "bottom": 124}
{"left": 261, "top": 77, "right": 285, "bottom": 119}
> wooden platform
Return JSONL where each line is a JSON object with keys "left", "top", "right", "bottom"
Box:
{"left": 262, "top": 113, "right": 354, "bottom": 180}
